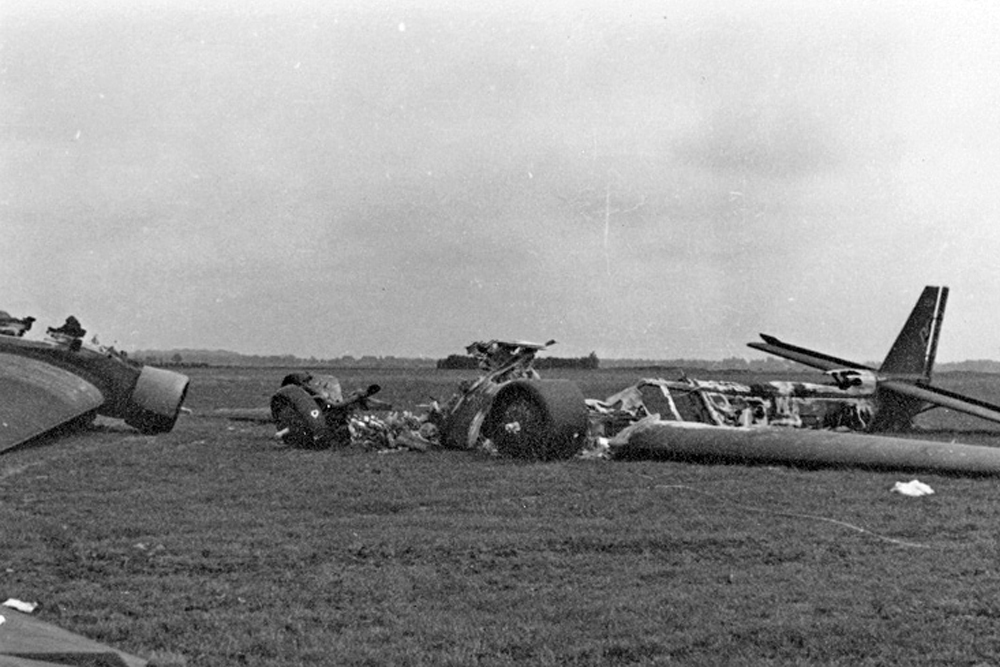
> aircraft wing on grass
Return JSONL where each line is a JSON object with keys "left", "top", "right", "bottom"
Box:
{"left": 0, "top": 325, "right": 190, "bottom": 454}
{"left": 0, "top": 352, "right": 105, "bottom": 451}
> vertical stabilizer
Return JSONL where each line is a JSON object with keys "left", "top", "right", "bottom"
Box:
{"left": 879, "top": 286, "right": 948, "bottom": 380}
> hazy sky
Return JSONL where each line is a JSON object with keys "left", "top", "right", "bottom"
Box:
{"left": 3, "top": 0, "right": 1000, "bottom": 361}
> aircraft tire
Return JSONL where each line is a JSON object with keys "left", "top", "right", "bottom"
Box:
{"left": 270, "top": 385, "right": 331, "bottom": 449}
{"left": 483, "top": 380, "right": 588, "bottom": 460}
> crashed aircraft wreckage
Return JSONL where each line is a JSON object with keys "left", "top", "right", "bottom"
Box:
{"left": 229, "top": 286, "right": 1000, "bottom": 475}
{"left": 591, "top": 285, "right": 1000, "bottom": 474}
{"left": 270, "top": 372, "right": 391, "bottom": 449}
{"left": 232, "top": 339, "right": 589, "bottom": 460}
{"left": 429, "top": 339, "right": 589, "bottom": 459}
{"left": 0, "top": 314, "right": 190, "bottom": 453}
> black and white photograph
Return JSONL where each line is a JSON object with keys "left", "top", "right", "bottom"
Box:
{"left": 3, "top": 1, "right": 1000, "bottom": 664}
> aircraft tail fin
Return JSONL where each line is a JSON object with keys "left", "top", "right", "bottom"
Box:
{"left": 879, "top": 285, "right": 948, "bottom": 380}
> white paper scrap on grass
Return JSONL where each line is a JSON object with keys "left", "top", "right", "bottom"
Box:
{"left": 891, "top": 480, "right": 935, "bottom": 497}
{"left": 2, "top": 598, "right": 37, "bottom": 613}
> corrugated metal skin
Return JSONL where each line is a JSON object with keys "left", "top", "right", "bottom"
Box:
{"left": 0, "top": 352, "right": 104, "bottom": 453}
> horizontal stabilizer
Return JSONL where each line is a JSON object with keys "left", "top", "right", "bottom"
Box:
{"left": 748, "top": 335, "right": 874, "bottom": 372}
{"left": 880, "top": 379, "right": 1000, "bottom": 425}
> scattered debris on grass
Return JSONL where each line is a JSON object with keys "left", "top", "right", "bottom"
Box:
{"left": 891, "top": 480, "right": 935, "bottom": 497}
{"left": 2, "top": 598, "right": 37, "bottom": 614}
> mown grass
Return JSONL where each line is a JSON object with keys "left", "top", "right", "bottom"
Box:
{"left": 3, "top": 367, "right": 1000, "bottom": 665}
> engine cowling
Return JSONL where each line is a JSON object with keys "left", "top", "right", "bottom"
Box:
{"left": 123, "top": 365, "right": 191, "bottom": 434}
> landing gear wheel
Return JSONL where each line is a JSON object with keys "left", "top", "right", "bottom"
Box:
{"left": 484, "top": 380, "right": 588, "bottom": 460}
{"left": 270, "top": 385, "right": 330, "bottom": 449}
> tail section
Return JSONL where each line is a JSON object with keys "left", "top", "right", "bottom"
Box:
{"left": 878, "top": 285, "right": 948, "bottom": 380}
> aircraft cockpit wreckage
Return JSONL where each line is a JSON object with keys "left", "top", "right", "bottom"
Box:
{"left": 0, "top": 313, "right": 190, "bottom": 452}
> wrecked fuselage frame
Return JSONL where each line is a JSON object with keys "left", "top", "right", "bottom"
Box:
{"left": 588, "top": 373, "right": 877, "bottom": 436}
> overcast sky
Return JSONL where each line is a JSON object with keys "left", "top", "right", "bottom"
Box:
{"left": 3, "top": 0, "right": 999, "bottom": 361}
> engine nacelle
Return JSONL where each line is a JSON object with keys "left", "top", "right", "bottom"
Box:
{"left": 123, "top": 365, "right": 191, "bottom": 434}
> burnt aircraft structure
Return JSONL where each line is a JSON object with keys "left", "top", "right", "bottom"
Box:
{"left": 253, "top": 339, "right": 589, "bottom": 459}
{"left": 746, "top": 285, "right": 1000, "bottom": 431}
{"left": 432, "top": 339, "right": 589, "bottom": 460}
{"left": 597, "top": 286, "right": 1000, "bottom": 434}
{"left": 0, "top": 315, "right": 190, "bottom": 453}
{"left": 597, "top": 286, "right": 1000, "bottom": 474}
{"left": 269, "top": 372, "right": 390, "bottom": 449}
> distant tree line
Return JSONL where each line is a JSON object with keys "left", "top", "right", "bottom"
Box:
{"left": 129, "top": 348, "right": 1000, "bottom": 373}
{"left": 436, "top": 352, "right": 600, "bottom": 370}
{"left": 132, "top": 350, "right": 437, "bottom": 368}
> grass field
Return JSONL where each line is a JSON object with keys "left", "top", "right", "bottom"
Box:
{"left": 4, "top": 366, "right": 1000, "bottom": 665}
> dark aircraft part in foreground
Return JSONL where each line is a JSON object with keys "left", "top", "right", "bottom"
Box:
{"left": 269, "top": 373, "right": 387, "bottom": 449}
{"left": 0, "top": 331, "right": 189, "bottom": 453}
{"left": 614, "top": 420, "right": 1000, "bottom": 476}
{"left": 444, "top": 379, "right": 589, "bottom": 460}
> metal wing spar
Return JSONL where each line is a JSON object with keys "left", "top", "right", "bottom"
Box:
{"left": 0, "top": 352, "right": 105, "bottom": 453}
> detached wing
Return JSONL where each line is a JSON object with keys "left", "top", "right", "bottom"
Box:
{"left": 0, "top": 352, "right": 104, "bottom": 453}
{"left": 880, "top": 379, "right": 1000, "bottom": 425}
{"left": 747, "top": 334, "right": 875, "bottom": 372}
